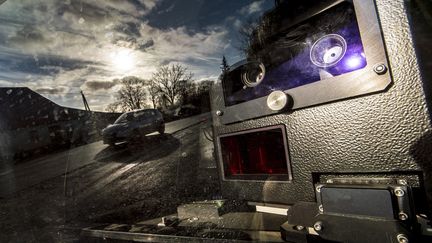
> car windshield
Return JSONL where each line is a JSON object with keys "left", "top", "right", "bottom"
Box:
{"left": 0, "top": 1, "right": 278, "bottom": 241}
{"left": 115, "top": 110, "right": 154, "bottom": 123}
{"left": 114, "top": 112, "right": 133, "bottom": 124}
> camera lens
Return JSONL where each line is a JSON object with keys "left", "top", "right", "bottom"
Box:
{"left": 310, "top": 34, "right": 347, "bottom": 68}
{"left": 241, "top": 61, "right": 266, "bottom": 87}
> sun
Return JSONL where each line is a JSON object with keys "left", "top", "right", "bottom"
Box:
{"left": 110, "top": 49, "right": 136, "bottom": 72}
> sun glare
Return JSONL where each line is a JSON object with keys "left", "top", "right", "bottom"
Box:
{"left": 110, "top": 49, "right": 136, "bottom": 72}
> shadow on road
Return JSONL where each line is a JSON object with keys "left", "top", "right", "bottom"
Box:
{"left": 94, "top": 134, "right": 180, "bottom": 163}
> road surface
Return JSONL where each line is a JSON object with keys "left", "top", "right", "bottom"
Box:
{"left": 0, "top": 113, "right": 210, "bottom": 198}
{"left": 0, "top": 112, "right": 219, "bottom": 242}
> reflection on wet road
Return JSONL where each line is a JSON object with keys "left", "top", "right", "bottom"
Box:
{"left": 0, "top": 112, "right": 219, "bottom": 242}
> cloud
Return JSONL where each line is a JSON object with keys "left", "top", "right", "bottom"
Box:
{"left": 114, "top": 22, "right": 142, "bottom": 37}
{"left": 8, "top": 25, "right": 46, "bottom": 45}
{"left": 0, "top": 52, "right": 100, "bottom": 77}
{"left": 0, "top": 79, "right": 17, "bottom": 87}
{"left": 33, "top": 86, "right": 67, "bottom": 94}
{"left": 113, "top": 36, "right": 154, "bottom": 51}
{"left": 0, "top": 0, "right": 234, "bottom": 111}
{"left": 141, "top": 24, "right": 228, "bottom": 64}
{"left": 240, "top": 0, "right": 265, "bottom": 15}
{"left": 83, "top": 80, "right": 119, "bottom": 91}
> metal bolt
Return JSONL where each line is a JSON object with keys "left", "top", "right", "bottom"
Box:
{"left": 397, "top": 234, "right": 409, "bottom": 243}
{"left": 316, "top": 185, "right": 323, "bottom": 193}
{"left": 314, "top": 221, "right": 323, "bottom": 231}
{"left": 295, "top": 225, "right": 304, "bottom": 231}
{"left": 394, "top": 188, "right": 405, "bottom": 197}
{"left": 399, "top": 212, "right": 408, "bottom": 221}
{"left": 215, "top": 110, "right": 223, "bottom": 116}
{"left": 398, "top": 179, "right": 408, "bottom": 186}
{"left": 373, "top": 63, "right": 387, "bottom": 75}
{"left": 318, "top": 204, "right": 324, "bottom": 213}
{"left": 266, "top": 90, "right": 288, "bottom": 111}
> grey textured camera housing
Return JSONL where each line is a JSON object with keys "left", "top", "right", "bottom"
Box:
{"left": 211, "top": 0, "right": 432, "bottom": 205}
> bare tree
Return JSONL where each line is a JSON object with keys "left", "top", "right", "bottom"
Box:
{"left": 105, "top": 102, "right": 123, "bottom": 112}
{"left": 237, "top": 13, "right": 278, "bottom": 59}
{"left": 181, "top": 81, "right": 197, "bottom": 104}
{"left": 151, "top": 64, "right": 193, "bottom": 108}
{"left": 197, "top": 80, "right": 213, "bottom": 93}
{"left": 113, "top": 76, "right": 149, "bottom": 111}
{"left": 237, "top": 18, "right": 261, "bottom": 58}
{"left": 146, "top": 79, "right": 161, "bottom": 109}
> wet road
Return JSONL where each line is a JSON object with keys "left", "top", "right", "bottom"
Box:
{"left": 0, "top": 113, "right": 219, "bottom": 242}
{"left": 0, "top": 113, "right": 210, "bottom": 198}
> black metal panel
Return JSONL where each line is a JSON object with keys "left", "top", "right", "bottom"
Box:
{"left": 211, "top": 0, "right": 432, "bottom": 206}
{"left": 217, "top": 0, "right": 392, "bottom": 124}
{"left": 315, "top": 214, "right": 412, "bottom": 243}
{"left": 320, "top": 187, "right": 395, "bottom": 218}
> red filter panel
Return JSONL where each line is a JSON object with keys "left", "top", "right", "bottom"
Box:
{"left": 219, "top": 125, "right": 291, "bottom": 181}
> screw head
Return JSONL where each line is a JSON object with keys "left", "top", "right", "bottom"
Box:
{"left": 326, "top": 179, "right": 333, "bottom": 183}
{"left": 316, "top": 185, "right": 323, "bottom": 193}
{"left": 318, "top": 204, "right": 324, "bottom": 213}
{"left": 215, "top": 110, "right": 223, "bottom": 116}
{"left": 373, "top": 63, "right": 387, "bottom": 75}
{"left": 398, "top": 212, "right": 408, "bottom": 221}
{"left": 266, "top": 90, "right": 288, "bottom": 111}
{"left": 295, "top": 225, "right": 304, "bottom": 231}
{"left": 314, "top": 221, "right": 323, "bottom": 231}
{"left": 397, "top": 234, "right": 409, "bottom": 243}
{"left": 394, "top": 188, "right": 405, "bottom": 197}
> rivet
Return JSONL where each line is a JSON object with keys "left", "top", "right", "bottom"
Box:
{"left": 397, "top": 234, "right": 409, "bottom": 243}
{"left": 398, "top": 212, "right": 408, "bottom": 221}
{"left": 314, "top": 221, "right": 323, "bottom": 231}
{"left": 295, "top": 225, "right": 304, "bottom": 231}
{"left": 373, "top": 63, "right": 387, "bottom": 75}
{"left": 394, "top": 188, "right": 405, "bottom": 197}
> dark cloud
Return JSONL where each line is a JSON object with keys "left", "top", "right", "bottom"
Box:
{"left": 139, "top": 38, "right": 154, "bottom": 50}
{"left": 0, "top": 17, "right": 30, "bottom": 28}
{"left": 34, "top": 86, "right": 66, "bottom": 94}
{"left": 58, "top": 1, "right": 111, "bottom": 24}
{"left": 146, "top": 0, "right": 272, "bottom": 31}
{"left": 158, "top": 59, "right": 174, "bottom": 66}
{"left": 84, "top": 80, "right": 118, "bottom": 91}
{"left": 113, "top": 36, "right": 154, "bottom": 51}
{"left": 56, "top": 0, "right": 153, "bottom": 26}
{"left": 129, "top": 0, "right": 158, "bottom": 12}
{"left": 0, "top": 53, "right": 99, "bottom": 75}
{"left": 115, "top": 22, "right": 141, "bottom": 37}
{"left": 8, "top": 25, "right": 46, "bottom": 45}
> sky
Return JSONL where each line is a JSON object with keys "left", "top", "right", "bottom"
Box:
{"left": 0, "top": 0, "right": 274, "bottom": 111}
